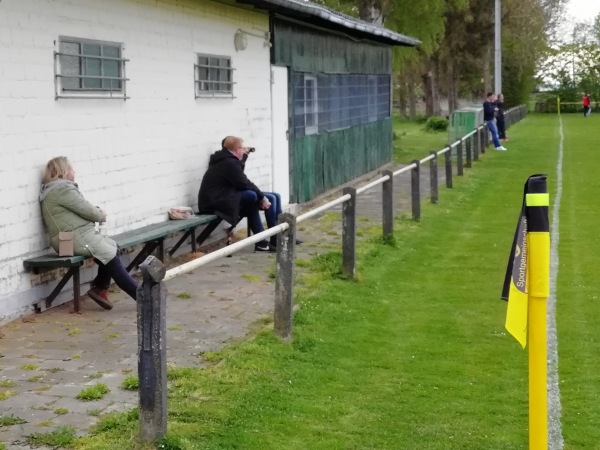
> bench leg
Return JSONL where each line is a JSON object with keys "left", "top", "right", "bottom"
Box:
{"left": 195, "top": 219, "right": 222, "bottom": 247}
{"left": 45, "top": 266, "right": 79, "bottom": 309}
{"left": 73, "top": 268, "right": 81, "bottom": 313}
{"left": 191, "top": 228, "right": 197, "bottom": 253}
{"left": 127, "top": 241, "right": 160, "bottom": 273}
{"left": 168, "top": 229, "right": 194, "bottom": 257}
{"left": 157, "top": 238, "right": 164, "bottom": 262}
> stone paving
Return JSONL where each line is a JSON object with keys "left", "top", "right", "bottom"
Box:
{"left": 0, "top": 159, "right": 452, "bottom": 449}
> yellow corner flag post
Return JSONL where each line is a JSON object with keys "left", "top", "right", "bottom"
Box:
{"left": 557, "top": 96, "right": 561, "bottom": 115}
{"left": 501, "top": 175, "right": 550, "bottom": 450}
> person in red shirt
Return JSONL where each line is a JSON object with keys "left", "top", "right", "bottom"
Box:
{"left": 582, "top": 93, "right": 591, "bottom": 117}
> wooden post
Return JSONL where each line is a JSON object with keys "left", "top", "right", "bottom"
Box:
{"left": 473, "top": 133, "right": 479, "bottom": 161}
{"left": 480, "top": 127, "right": 486, "bottom": 154}
{"left": 274, "top": 213, "right": 296, "bottom": 340}
{"left": 465, "top": 136, "right": 472, "bottom": 168}
{"left": 429, "top": 151, "right": 438, "bottom": 204}
{"left": 137, "top": 256, "right": 167, "bottom": 443}
{"left": 444, "top": 147, "right": 453, "bottom": 189}
{"left": 411, "top": 159, "right": 421, "bottom": 221}
{"left": 382, "top": 170, "right": 394, "bottom": 239}
{"left": 342, "top": 187, "right": 356, "bottom": 279}
{"left": 457, "top": 140, "right": 464, "bottom": 176}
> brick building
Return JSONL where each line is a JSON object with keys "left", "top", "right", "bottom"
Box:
{"left": 0, "top": 0, "right": 418, "bottom": 323}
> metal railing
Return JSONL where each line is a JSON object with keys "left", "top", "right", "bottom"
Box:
{"left": 135, "top": 104, "right": 528, "bottom": 441}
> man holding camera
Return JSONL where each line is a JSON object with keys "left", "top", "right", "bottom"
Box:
{"left": 197, "top": 135, "right": 279, "bottom": 252}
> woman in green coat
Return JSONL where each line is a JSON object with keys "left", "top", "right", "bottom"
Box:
{"left": 39, "top": 156, "right": 137, "bottom": 310}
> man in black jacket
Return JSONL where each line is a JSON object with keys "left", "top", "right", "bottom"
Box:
{"left": 495, "top": 93, "right": 508, "bottom": 141}
{"left": 198, "top": 136, "right": 275, "bottom": 252}
{"left": 483, "top": 92, "right": 507, "bottom": 151}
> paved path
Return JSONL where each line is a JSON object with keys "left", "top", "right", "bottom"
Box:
{"left": 0, "top": 158, "right": 455, "bottom": 449}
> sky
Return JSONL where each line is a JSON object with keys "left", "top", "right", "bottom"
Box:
{"left": 566, "top": 0, "right": 600, "bottom": 23}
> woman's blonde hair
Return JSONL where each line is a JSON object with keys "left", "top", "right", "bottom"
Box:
{"left": 43, "top": 156, "right": 72, "bottom": 184}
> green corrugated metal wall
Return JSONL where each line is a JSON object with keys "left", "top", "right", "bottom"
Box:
{"left": 273, "top": 18, "right": 393, "bottom": 202}
{"left": 289, "top": 120, "right": 392, "bottom": 202}
{"left": 273, "top": 20, "right": 392, "bottom": 74}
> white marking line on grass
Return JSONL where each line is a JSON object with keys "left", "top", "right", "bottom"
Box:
{"left": 548, "top": 115, "right": 565, "bottom": 450}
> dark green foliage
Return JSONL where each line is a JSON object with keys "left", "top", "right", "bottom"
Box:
{"left": 425, "top": 116, "right": 449, "bottom": 132}
{"left": 415, "top": 114, "right": 428, "bottom": 124}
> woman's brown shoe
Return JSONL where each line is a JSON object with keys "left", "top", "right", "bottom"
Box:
{"left": 87, "top": 287, "right": 113, "bottom": 310}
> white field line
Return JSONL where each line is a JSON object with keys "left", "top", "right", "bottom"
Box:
{"left": 548, "top": 114, "right": 564, "bottom": 450}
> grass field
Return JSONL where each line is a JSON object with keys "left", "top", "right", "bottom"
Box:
{"left": 392, "top": 117, "right": 449, "bottom": 164}
{"left": 554, "top": 114, "right": 600, "bottom": 449}
{"left": 70, "top": 114, "right": 600, "bottom": 449}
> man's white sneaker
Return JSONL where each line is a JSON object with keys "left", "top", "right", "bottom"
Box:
{"left": 495, "top": 146, "right": 507, "bottom": 151}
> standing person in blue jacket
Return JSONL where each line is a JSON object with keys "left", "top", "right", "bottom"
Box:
{"left": 483, "top": 92, "right": 507, "bottom": 151}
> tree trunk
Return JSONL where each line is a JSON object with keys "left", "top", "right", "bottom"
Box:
{"left": 431, "top": 56, "right": 441, "bottom": 116}
{"left": 447, "top": 55, "right": 458, "bottom": 114}
{"left": 396, "top": 74, "right": 408, "bottom": 119}
{"left": 483, "top": 45, "right": 492, "bottom": 95}
{"left": 408, "top": 71, "right": 417, "bottom": 120}
{"left": 422, "top": 71, "right": 433, "bottom": 117}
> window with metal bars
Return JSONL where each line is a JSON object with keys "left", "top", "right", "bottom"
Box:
{"left": 195, "top": 54, "right": 234, "bottom": 97}
{"left": 55, "top": 37, "right": 127, "bottom": 99}
{"left": 293, "top": 73, "right": 391, "bottom": 136}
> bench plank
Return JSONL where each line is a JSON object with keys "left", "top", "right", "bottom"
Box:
{"left": 23, "top": 255, "right": 86, "bottom": 269}
{"left": 24, "top": 215, "right": 218, "bottom": 269}
{"left": 112, "top": 215, "right": 217, "bottom": 249}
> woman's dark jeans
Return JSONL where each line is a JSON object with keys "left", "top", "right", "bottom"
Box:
{"left": 92, "top": 254, "right": 138, "bottom": 300}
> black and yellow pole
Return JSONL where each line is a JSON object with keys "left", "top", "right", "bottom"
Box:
{"left": 525, "top": 176, "right": 550, "bottom": 450}
{"left": 502, "top": 175, "right": 550, "bottom": 449}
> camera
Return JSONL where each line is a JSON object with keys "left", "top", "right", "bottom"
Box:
{"left": 248, "top": 147, "right": 256, "bottom": 153}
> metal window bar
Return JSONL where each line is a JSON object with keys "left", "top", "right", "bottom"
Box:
{"left": 54, "top": 51, "right": 129, "bottom": 100}
{"left": 194, "top": 63, "right": 235, "bottom": 98}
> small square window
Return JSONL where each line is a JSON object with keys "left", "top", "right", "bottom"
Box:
{"left": 55, "top": 37, "right": 128, "bottom": 99}
{"left": 195, "top": 54, "right": 235, "bottom": 98}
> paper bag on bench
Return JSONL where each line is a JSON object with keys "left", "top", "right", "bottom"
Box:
{"left": 58, "top": 231, "right": 74, "bottom": 257}
{"left": 168, "top": 206, "right": 193, "bottom": 220}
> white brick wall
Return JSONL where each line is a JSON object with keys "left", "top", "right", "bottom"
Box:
{"left": 0, "top": 0, "right": 275, "bottom": 324}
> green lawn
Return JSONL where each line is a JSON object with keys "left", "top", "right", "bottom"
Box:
{"left": 554, "top": 114, "right": 600, "bottom": 449}
{"left": 69, "top": 114, "right": 599, "bottom": 449}
{"left": 392, "top": 117, "right": 449, "bottom": 164}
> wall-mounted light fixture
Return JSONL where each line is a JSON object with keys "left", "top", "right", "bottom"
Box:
{"left": 234, "top": 28, "right": 271, "bottom": 51}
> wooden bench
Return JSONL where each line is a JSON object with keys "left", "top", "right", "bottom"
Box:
{"left": 23, "top": 214, "right": 219, "bottom": 312}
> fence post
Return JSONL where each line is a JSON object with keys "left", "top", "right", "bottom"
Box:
{"left": 342, "top": 187, "right": 356, "bottom": 279}
{"left": 479, "top": 127, "right": 486, "bottom": 154}
{"left": 472, "top": 133, "right": 479, "bottom": 161}
{"left": 429, "top": 151, "right": 438, "bottom": 204}
{"left": 382, "top": 170, "right": 394, "bottom": 239}
{"left": 444, "top": 147, "right": 453, "bottom": 189}
{"left": 137, "top": 256, "right": 167, "bottom": 443}
{"left": 274, "top": 213, "right": 296, "bottom": 340}
{"left": 465, "top": 135, "right": 472, "bottom": 168}
{"left": 456, "top": 140, "right": 464, "bottom": 176}
{"left": 411, "top": 159, "right": 421, "bottom": 221}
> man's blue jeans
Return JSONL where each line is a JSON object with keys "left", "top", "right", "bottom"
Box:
{"left": 239, "top": 190, "right": 264, "bottom": 236}
{"left": 239, "top": 190, "right": 282, "bottom": 245}
{"left": 486, "top": 120, "right": 501, "bottom": 148}
{"left": 262, "top": 192, "right": 282, "bottom": 229}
